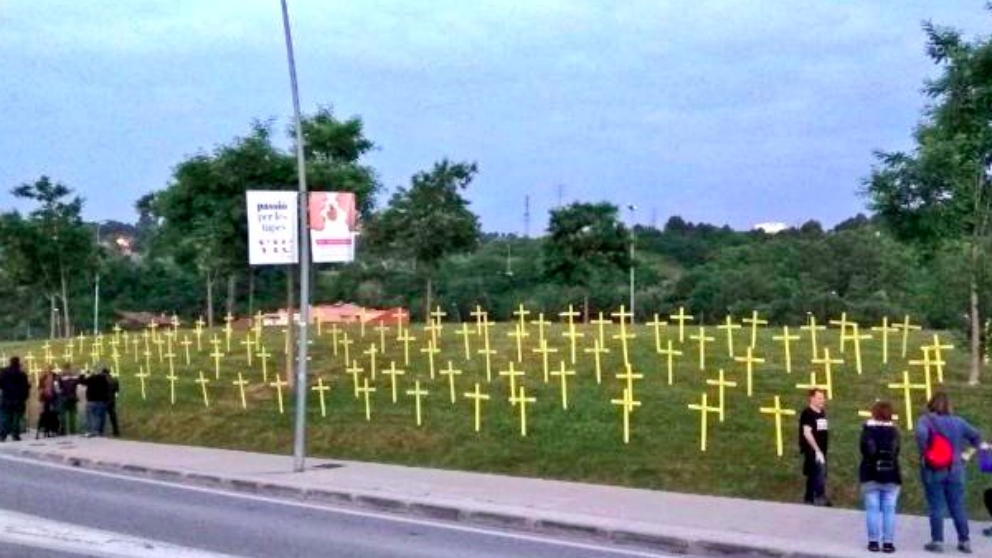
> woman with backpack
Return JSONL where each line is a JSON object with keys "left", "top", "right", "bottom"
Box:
{"left": 860, "top": 400, "right": 901, "bottom": 553}
{"left": 915, "top": 392, "right": 987, "bottom": 554}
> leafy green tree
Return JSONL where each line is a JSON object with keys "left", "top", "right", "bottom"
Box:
{"left": 366, "top": 160, "right": 481, "bottom": 318}
{"left": 542, "top": 202, "right": 630, "bottom": 319}
{"left": 865, "top": 19, "right": 992, "bottom": 384}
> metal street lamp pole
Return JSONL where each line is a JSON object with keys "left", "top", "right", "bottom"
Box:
{"left": 627, "top": 205, "right": 636, "bottom": 323}
{"left": 93, "top": 223, "right": 101, "bottom": 335}
{"left": 280, "top": 0, "right": 312, "bottom": 473}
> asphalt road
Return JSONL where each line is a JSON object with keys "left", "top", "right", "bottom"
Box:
{"left": 0, "top": 453, "right": 669, "bottom": 558}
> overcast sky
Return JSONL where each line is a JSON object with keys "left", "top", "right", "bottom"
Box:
{"left": 1, "top": 1, "right": 988, "bottom": 233}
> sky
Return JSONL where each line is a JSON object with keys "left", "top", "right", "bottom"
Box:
{"left": 0, "top": 1, "right": 989, "bottom": 233}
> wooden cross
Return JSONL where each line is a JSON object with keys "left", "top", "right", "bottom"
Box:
{"left": 499, "top": 362, "right": 526, "bottom": 404}
{"left": 801, "top": 315, "right": 826, "bottom": 357}
{"left": 330, "top": 323, "right": 340, "bottom": 356}
{"left": 532, "top": 339, "right": 558, "bottom": 383}
{"left": 871, "top": 317, "right": 898, "bottom": 365}
{"left": 469, "top": 305, "right": 486, "bottom": 335}
{"left": 171, "top": 313, "right": 181, "bottom": 334}
{"left": 142, "top": 347, "right": 152, "bottom": 377}
{"left": 893, "top": 315, "right": 921, "bottom": 359}
{"left": 611, "top": 307, "right": 636, "bottom": 367}
{"left": 153, "top": 335, "right": 165, "bottom": 363}
{"left": 717, "top": 316, "right": 742, "bottom": 358}
{"left": 658, "top": 339, "right": 683, "bottom": 385}
{"left": 463, "top": 383, "right": 490, "bottom": 432}
{"left": 316, "top": 315, "right": 324, "bottom": 337}
{"left": 253, "top": 311, "right": 264, "bottom": 344}
{"left": 210, "top": 344, "right": 225, "bottom": 380}
{"left": 194, "top": 317, "right": 205, "bottom": 351}
{"left": 610, "top": 387, "right": 641, "bottom": 444}
{"left": 829, "top": 312, "right": 854, "bottom": 353}
{"left": 148, "top": 321, "right": 160, "bottom": 343}
{"left": 42, "top": 341, "right": 53, "bottom": 365}
{"left": 241, "top": 335, "right": 255, "bottom": 368}
{"left": 397, "top": 329, "right": 416, "bottom": 366}
{"left": 531, "top": 313, "right": 551, "bottom": 345}
{"left": 62, "top": 343, "right": 74, "bottom": 364}
{"left": 364, "top": 343, "right": 378, "bottom": 381}
{"left": 512, "top": 304, "right": 531, "bottom": 335}
{"left": 164, "top": 347, "right": 178, "bottom": 380}
{"left": 590, "top": 312, "right": 612, "bottom": 348}
{"left": 382, "top": 361, "right": 405, "bottom": 403}
{"left": 811, "top": 348, "right": 842, "bottom": 400}
{"left": 311, "top": 377, "right": 330, "bottom": 417}
{"left": 420, "top": 340, "right": 440, "bottom": 379}
{"left": 375, "top": 323, "right": 390, "bottom": 355}
{"left": 340, "top": 333, "right": 354, "bottom": 367}
{"left": 849, "top": 323, "right": 872, "bottom": 375}
{"left": 687, "top": 393, "right": 720, "bottom": 452}
{"left": 887, "top": 370, "right": 926, "bottom": 430}
{"left": 430, "top": 306, "right": 448, "bottom": 331}
{"left": 358, "top": 378, "right": 376, "bottom": 421}
{"left": 668, "top": 307, "right": 695, "bottom": 343}
{"left": 223, "top": 313, "right": 235, "bottom": 352}
{"left": 406, "top": 380, "right": 428, "bottom": 426}
{"left": 135, "top": 366, "right": 149, "bottom": 401}
{"left": 759, "top": 395, "right": 796, "bottom": 457}
{"left": 509, "top": 386, "right": 536, "bottom": 437}
{"left": 196, "top": 369, "right": 211, "bottom": 408}
{"left": 705, "top": 369, "right": 737, "bottom": 422}
{"left": 112, "top": 323, "right": 123, "bottom": 344}
{"left": 359, "top": 307, "right": 368, "bottom": 338}
{"left": 615, "top": 363, "right": 644, "bottom": 401}
{"left": 772, "top": 326, "right": 800, "bottom": 374}
{"left": 393, "top": 308, "right": 409, "bottom": 329}
{"left": 256, "top": 344, "right": 271, "bottom": 383}
{"left": 131, "top": 337, "right": 141, "bottom": 363}
{"left": 477, "top": 334, "right": 496, "bottom": 383}
{"left": 583, "top": 338, "right": 608, "bottom": 384}
{"left": 75, "top": 332, "right": 87, "bottom": 352}
{"left": 560, "top": 305, "right": 583, "bottom": 364}
{"left": 550, "top": 360, "right": 576, "bottom": 410}
{"left": 733, "top": 346, "right": 765, "bottom": 397}
{"left": 795, "top": 371, "right": 827, "bottom": 394}
{"left": 909, "top": 347, "right": 934, "bottom": 399}
{"left": 181, "top": 335, "right": 193, "bottom": 366}
{"left": 166, "top": 369, "right": 179, "bottom": 405}
{"left": 742, "top": 310, "right": 767, "bottom": 349}
{"left": 647, "top": 314, "right": 668, "bottom": 353}
{"left": 689, "top": 326, "right": 715, "bottom": 371}
{"left": 439, "top": 361, "right": 463, "bottom": 404}
{"left": 927, "top": 334, "right": 953, "bottom": 383}
{"left": 270, "top": 375, "right": 288, "bottom": 414}
{"left": 507, "top": 322, "right": 530, "bottom": 363}
{"left": 346, "top": 360, "right": 364, "bottom": 398}
{"left": 233, "top": 372, "right": 250, "bottom": 410}
{"left": 456, "top": 322, "right": 474, "bottom": 361}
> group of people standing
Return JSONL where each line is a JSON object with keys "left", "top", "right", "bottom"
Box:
{"left": 799, "top": 388, "right": 991, "bottom": 554}
{"left": 0, "top": 356, "right": 120, "bottom": 440}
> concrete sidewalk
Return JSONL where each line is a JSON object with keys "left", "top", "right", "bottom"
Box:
{"left": 1, "top": 437, "right": 988, "bottom": 558}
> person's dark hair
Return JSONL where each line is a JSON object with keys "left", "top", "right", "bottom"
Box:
{"left": 808, "top": 388, "right": 825, "bottom": 399}
{"left": 8, "top": 356, "right": 20, "bottom": 370}
{"left": 927, "top": 392, "right": 951, "bottom": 416}
{"left": 871, "top": 400, "right": 894, "bottom": 422}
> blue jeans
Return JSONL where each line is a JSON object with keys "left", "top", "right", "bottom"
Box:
{"left": 86, "top": 402, "right": 107, "bottom": 436}
{"left": 863, "top": 482, "right": 900, "bottom": 543}
{"left": 921, "top": 468, "right": 969, "bottom": 543}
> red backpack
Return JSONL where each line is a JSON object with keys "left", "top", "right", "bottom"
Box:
{"left": 924, "top": 416, "right": 954, "bottom": 470}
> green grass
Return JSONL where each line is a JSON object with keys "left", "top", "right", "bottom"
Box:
{"left": 3, "top": 317, "right": 990, "bottom": 515}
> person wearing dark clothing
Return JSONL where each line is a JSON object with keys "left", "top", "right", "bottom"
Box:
{"left": 0, "top": 357, "right": 31, "bottom": 442}
{"left": 79, "top": 368, "right": 111, "bottom": 437}
{"left": 799, "top": 388, "right": 830, "bottom": 506}
{"left": 860, "top": 400, "right": 902, "bottom": 553}
{"left": 915, "top": 392, "right": 986, "bottom": 554}
{"left": 985, "top": 488, "right": 992, "bottom": 538}
{"left": 58, "top": 364, "right": 80, "bottom": 435}
{"left": 106, "top": 371, "right": 120, "bottom": 437}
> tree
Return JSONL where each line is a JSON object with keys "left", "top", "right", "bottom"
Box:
{"left": 0, "top": 177, "right": 95, "bottom": 337}
{"left": 542, "top": 202, "right": 630, "bottom": 319}
{"left": 367, "top": 160, "right": 481, "bottom": 318}
{"left": 865, "top": 18, "right": 992, "bottom": 384}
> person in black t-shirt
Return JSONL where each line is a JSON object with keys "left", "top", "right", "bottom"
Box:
{"left": 799, "top": 388, "right": 831, "bottom": 506}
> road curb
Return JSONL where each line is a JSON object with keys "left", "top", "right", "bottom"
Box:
{"left": 7, "top": 447, "right": 860, "bottom": 558}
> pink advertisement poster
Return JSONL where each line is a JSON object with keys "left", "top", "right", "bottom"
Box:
{"left": 308, "top": 191, "right": 358, "bottom": 263}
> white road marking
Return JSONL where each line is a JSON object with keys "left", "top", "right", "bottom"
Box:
{"left": 0, "top": 452, "right": 670, "bottom": 558}
{"left": 0, "top": 507, "right": 245, "bottom": 558}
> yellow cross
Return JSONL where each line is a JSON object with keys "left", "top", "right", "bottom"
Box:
{"left": 926, "top": 334, "right": 953, "bottom": 383}
{"left": 180, "top": 335, "right": 193, "bottom": 366}
{"left": 210, "top": 345, "right": 225, "bottom": 380}
{"left": 531, "top": 313, "right": 551, "bottom": 345}
{"left": 330, "top": 323, "right": 340, "bottom": 356}
{"left": 62, "top": 343, "right": 74, "bottom": 364}
{"left": 850, "top": 323, "right": 872, "bottom": 375}
{"left": 316, "top": 315, "right": 324, "bottom": 337}
{"left": 611, "top": 310, "right": 636, "bottom": 367}
{"left": 311, "top": 377, "right": 330, "bottom": 417}
{"left": 742, "top": 310, "right": 767, "bottom": 349}
{"left": 112, "top": 323, "right": 123, "bottom": 344}
{"left": 811, "top": 348, "right": 842, "bottom": 400}
{"left": 375, "top": 323, "right": 390, "bottom": 354}
{"left": 135, "top": 366, "right": 149, "bottom": 401}
{"left": 131, "top": 337, "right": 140, "bottom": 363}
{"left": 509, "top": 386, "right": 536, "bottom": 437}
{"left": 658, "top": 339, "right": 683, "bottom": 385}
{"left": 583, "top": 338, "right": 609, "bottom": 384}
{"left": 194, "top": 317, "right": 205, "bottom": 351}
{"left": 359, "top": 307, "right": 368, "bottom": 338}
{"left": 734, "top": 346, "right": 765, "bottom": 397}
{"left": 795, "top": 371, "right": 827, "bottom": 394}
{"left": 477, "top": 334, "right": 496, "bottom": 383}
{"left": 463, "top": 383, "right": 490, "bottom": 432}
{"left": 270, "top": 375, "right": 289, "bottom": 414}
{"left": 668, "top": 307, "right": 694, "bottom": 344}
{"left": 430, "top": 306, "right": 448, "bottom": 330}
{"left": 871, "top": 317, "right": 898, "bottom": 365}
{"left": 340, "top": 333, "right": 354, "bottom": 366}
{"left": 42, "top": 341, "right": 53, "bottom": 365}
{"left": 75, "top": 332, "right": 87, "bottom": 352}
{"left": 717, "top": 316, "right": 742, "bottom": 358}
{"left": 615, "top": 363, "right": 643, "bottom": 400}
{"left": 364, "top": 343, "right": 378, "bottom": 381}
{"left": 256, "top": 344, "right": 271, "bottom": 383}
{"left": 164, "top": 348, "right": 178, "bottom": 380}
{"left": 646, "top": 314, "right": 668, "bottom": 353}
{"left": 705, "top": 369, "right": 737, "bottom": 422}
{"left": 532, "top": 339, "right": 558, "bottom": 383}
{"left": 801, "top": 315, "right": 826, "bottom": 357}
{"left": 195, "top": 369, "right": 211, "bottom": 408}
{"left": 610, "top": 387, "right": 641, "bottom": 444}
{"left": 550, "top": 361, "right": 575, "bottom": 410}
{"left": 253, "top": 311, "right": 264, "bottom": 344}
{"left": 560, "top": 305, "right": 584, "bottom": 364}
{"left": 689, "top": 326, "right": 715, "bottom": 370}
{"left": 687, "top": 392, "right": 720, "bottom": 451}
{"left": 397, "top": 329, "right": 415, "bottom": 366}
{"left": 456, "top": 322, "right": 474, "bottom": 361}
{"left": 346, "top": 360, "right": 364, "bottom": 398}
{"left": 382, "top": 361, "right": 405, "bottom": 403}
{"left": 439, "top": 361, "right": 463, "bottom": 404}
{"left": 829, "top": 312, "right": 854, "bottom": 353}
{"left": 469, "top": 305, "right": 487, "bottom": 335}
{"left": 166, "top": 370, "right": 179, "bottom": 405}
{"left": 358, "top": 378, "right": 376, "bottom": 421}
{"left": 893, "top": 315, "right": 921, "bottom": 359}
{"left": 759, "top": 395, "right": 796, "bottom": 457}
{"left": 420, "top": 340, "right": 440, "bottom": 379}
{"left": 499, "top": 362, "right": 526, "bottom": 404}
{"left": 153, "top": 335, "right": 165, "bottom": 363}
{"left": 508, "top": 323, "right": 530, "bottom": 363}
{"left": 512, "top": 304, "right": 531, "bottom": 335}
{"left": 590, "top": 312, "right": 612, "bottom": 348}
{"left": 223, "top": 312, "right": 235, "bottom": 352}
{"left": 909, "top": 347, "right": 934, "bottom": 399}
{"left": 887, "top": 370, "right": 926, "bottom": 430}
{"left": 406, "top": 380, "right": 428, "bottom": 426}
{"left": 232, "top": 372, "right": 250, "bottom": 410}
{"left": 772, "top": 326, "right": 800, "bottom": 374}
{"left": 241, "top": 335, "right": 255, "bottom": 368}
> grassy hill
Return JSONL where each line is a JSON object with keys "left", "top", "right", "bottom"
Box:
{"left": 2, "top": 315, "right": 989, "bottom": 515}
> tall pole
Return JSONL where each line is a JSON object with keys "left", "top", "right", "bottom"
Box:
{"left": 280, "top": 0, "right": 311, "bottom": 473}
{"left": 93, "top": 223, "right": 101, "bottom": 335}
{"left": 627, "top": 205, "right": 636, "bottom": 324}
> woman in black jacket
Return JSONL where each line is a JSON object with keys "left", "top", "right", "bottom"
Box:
{"left": 860, "top": 400, "right": 902, "bottom": 553}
